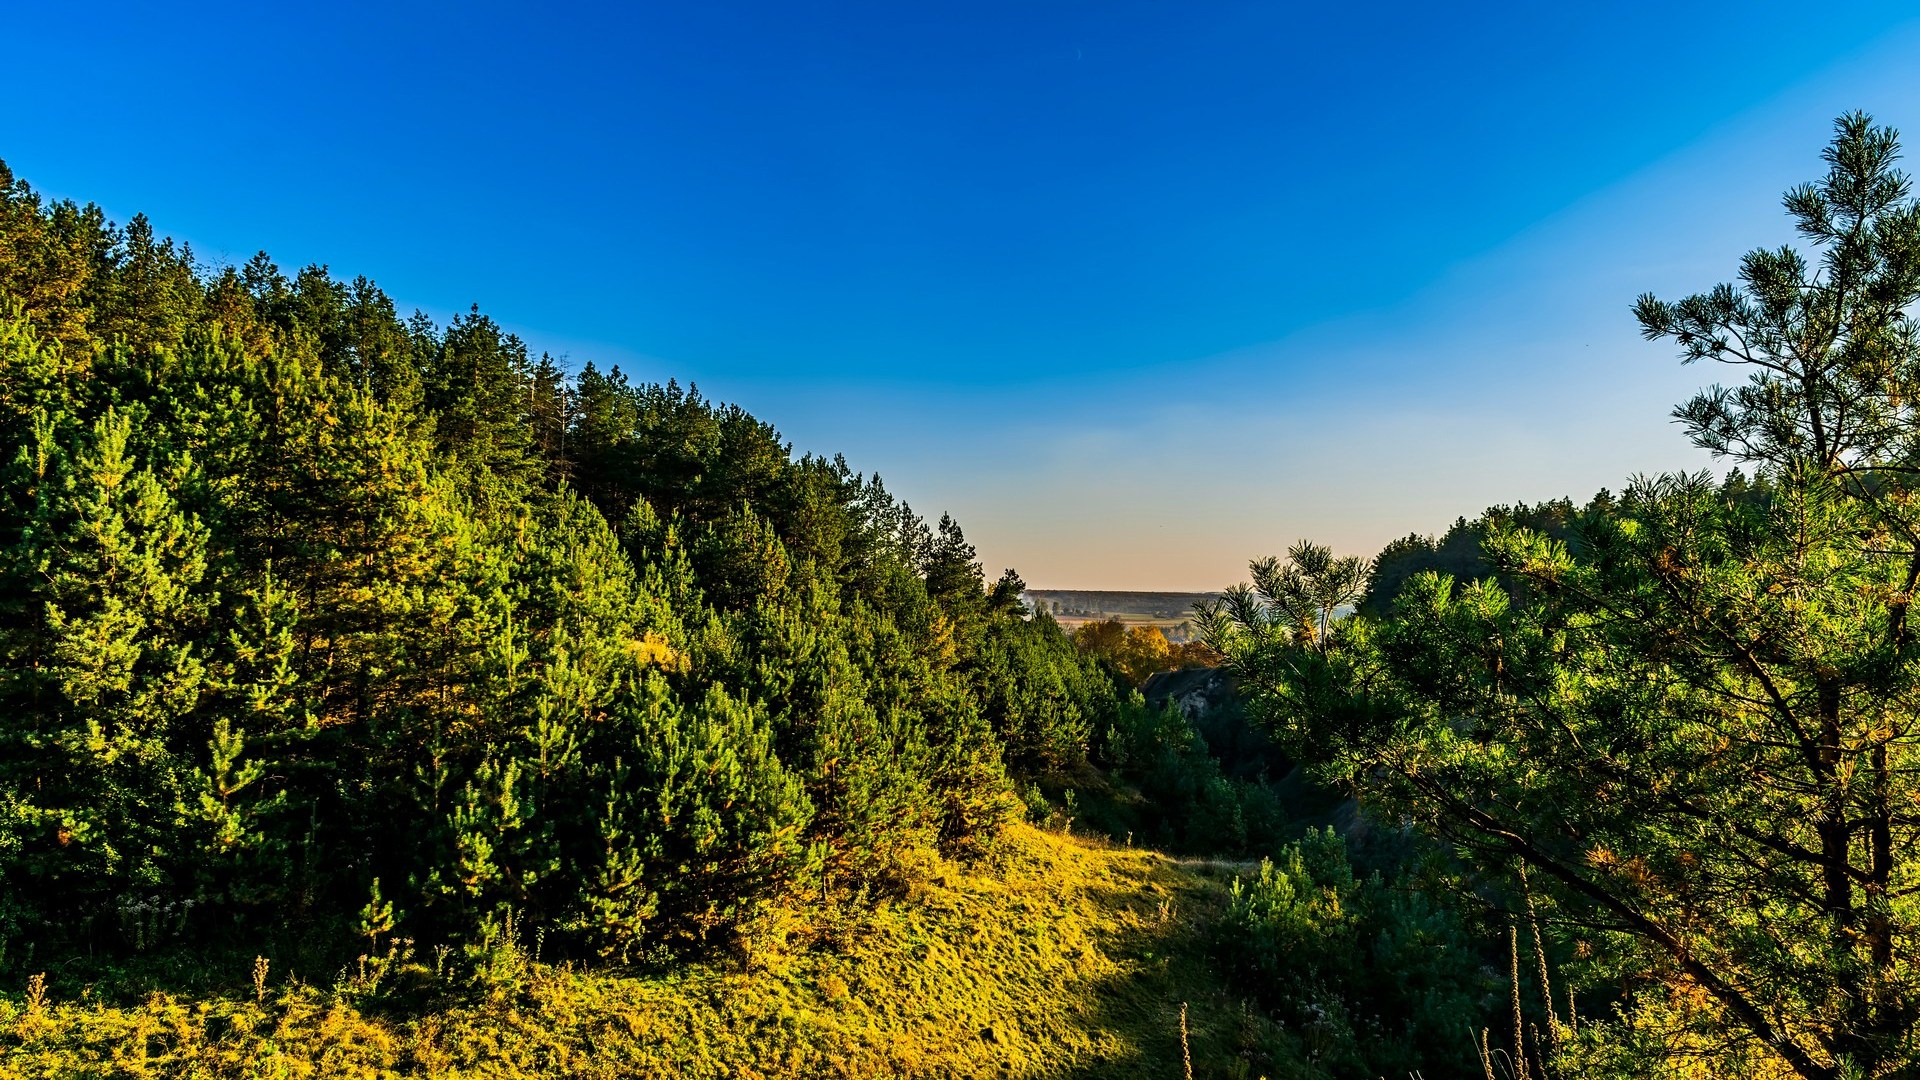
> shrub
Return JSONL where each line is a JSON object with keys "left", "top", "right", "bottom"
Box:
{"left": 1222, "top": 828, "right": 1493, "bottom": 1078}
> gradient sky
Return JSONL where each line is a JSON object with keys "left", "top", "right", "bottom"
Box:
{"left": 7, "top": 3, "right": 1920, "bottom": 588}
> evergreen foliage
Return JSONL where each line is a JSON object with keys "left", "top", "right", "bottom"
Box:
{"left": 1204, "top": 114, "right": 1920, "bottom": 1079}
{"left": 1222, "top": 828, "right": 1493, "bottom": 1078}
{"left": 0, "top": 159, "right": 1121, "bottom": 974}
{"left": 1091, "top": 697, "right": 1294, "bottom": 855}
{"left": 1359, "top": 497, "right": 1586, "bottom": 616}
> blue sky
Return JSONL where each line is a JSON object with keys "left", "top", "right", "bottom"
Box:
{"left": 7, "top": 3, "right": 1920, "bottom": 587}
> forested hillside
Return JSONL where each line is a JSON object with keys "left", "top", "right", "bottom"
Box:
{"left": 0, "top": 158, "right": 1506, "bottom": 1080}
{"left": 0, "top": 156, "right": 1121, "bottom": 971}
{"left": 21, "top": 113, "right": 1911, "bottom": 1080}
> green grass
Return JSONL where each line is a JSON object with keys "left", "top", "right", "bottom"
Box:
{"left": 2, "top": 825, "right": 1291, "bottom": 1079}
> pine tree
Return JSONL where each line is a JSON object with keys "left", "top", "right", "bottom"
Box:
{"left": 4, "top": 403, "right": 212, "bottom": 932}
{"left": 1205, "top": 114, "right": 1920, "bottom": 1080}
{"left": 0, "top": 155, "right": 1120, "bottom": 977}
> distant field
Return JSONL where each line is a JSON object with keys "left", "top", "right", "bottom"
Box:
{"left": 1023, "top": 590, "right": 1219, "bottom": 641}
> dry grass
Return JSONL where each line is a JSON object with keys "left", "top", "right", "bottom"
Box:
{"left": 1, "top": 825, "right": 1283, "bottom": 1079}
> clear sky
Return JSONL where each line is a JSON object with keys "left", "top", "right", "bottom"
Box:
{"left": 7, "top": 3, "right": 1920, "bottom": 588}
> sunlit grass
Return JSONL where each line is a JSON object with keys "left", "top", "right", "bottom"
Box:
{"left": 2, "top": 824, "right": 1284, "bottom": 1079}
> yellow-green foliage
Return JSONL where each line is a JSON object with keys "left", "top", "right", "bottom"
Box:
{"left": 2, "top": 824, "right": 1281, "bottom": 1079}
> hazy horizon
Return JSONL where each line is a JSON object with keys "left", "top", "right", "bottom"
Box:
{"left": 9, "top": 3, "right": 1920, "bottom": 589}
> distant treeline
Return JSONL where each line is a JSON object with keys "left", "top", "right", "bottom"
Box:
{"left": 1360, "top": 471, "right": 1769, "bottom": 615}
{"left": 1025, "top": 589, "right": 1220, "bottom": 619}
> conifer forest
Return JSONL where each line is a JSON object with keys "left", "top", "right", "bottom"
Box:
{"left": 7, "top": 112, "right": 1920, "bottom": 1079}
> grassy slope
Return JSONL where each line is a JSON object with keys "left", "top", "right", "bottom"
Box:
{"left": 2, "top": 825, "right": 1287, "bottom": 1079}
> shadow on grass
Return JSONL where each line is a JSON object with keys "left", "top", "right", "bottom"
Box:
{"left": 3, "top": 834, "right": 1304, "bottom": 1080}
{"left": 1014, "top": 855, "right": 1286, "bottom": 1080}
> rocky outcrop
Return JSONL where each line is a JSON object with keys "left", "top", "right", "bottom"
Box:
{"left": 1141, "top": 666, "right": 1237, "bottom": 722}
